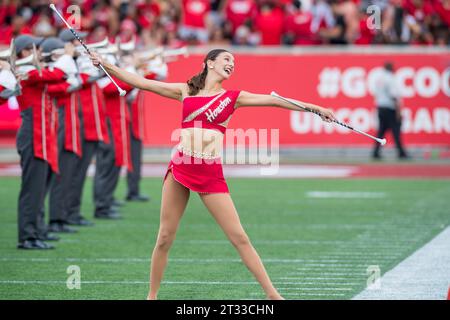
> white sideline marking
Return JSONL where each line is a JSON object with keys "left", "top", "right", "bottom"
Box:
{"left": 296, "top": 263, "right": 366, "bottom": 267}
{"left": 279, "top": 277, "right": 363, "bottom": 281}
{"left": 276, "top": 287, "right": 353, "bottom": 291}
{"left": 306, "top": 191, "right": 386, "bottom": 199}
{"left": 0, "top": 164, "right": 357, "bottom": 178}
{"left": 282, "top": 293, "right": 346, "bottom": 297}
{"left": 288, "top": 272, "right": 365, "bottom": 276}
{"left": 319, "top": 253, "right": 400, "bottom": 257}
{"left": 221, "top": 165, "right": 356, "bottom": 178}
{"left": 250, "top": 292, "right": 346, "bottom": 297}
{"left": 295, "top": 264, "right": 367, "bottom": 274}
{"left": 0, "top": 165, "right": 21, "bottom": 176}
{"left": 277, "top": 282, "right": 360, "bottom": 291}
{"left": 285, "top": 287, "right": 353, "bottom": 292}
{"left": 353, "top": 226, "right": 450, "bottom": 300}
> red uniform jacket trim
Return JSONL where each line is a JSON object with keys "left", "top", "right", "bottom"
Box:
{"left": 102, "top": 76, "right": 134, "bottom": 172}
{"left": 47, "top": 82, "right": 82, "bottom": 157}
{"left": 130, "top": 73, "right": 156, "bottom": 141}
{"left": 79, "top": 73, "right": 110, "bottom": 143}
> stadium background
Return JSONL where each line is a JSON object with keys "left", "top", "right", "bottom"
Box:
{"left": 0, "top": 0, "right": 449, "bottom": 300}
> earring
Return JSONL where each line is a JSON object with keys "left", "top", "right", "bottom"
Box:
{"left": 209, "top": 66, "right": 213, "bottom": 69}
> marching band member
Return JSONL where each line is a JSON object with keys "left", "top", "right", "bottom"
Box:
{"left": 125, "top": 56, "right": 168, "bottom": 202}
{"left": 43, "top": 37, "right": 82, "bottom": 234}
{"left": 15, "top": 35, "right": 68, "bottom": 249}
{"left": 0, "top": 60, "right": 20, "bottom": 103}
{"left": 94, "top": 53, "right": 133, "bottom": 219}
{"left": 61, "top": 30, "right": 110, "bottom": 226}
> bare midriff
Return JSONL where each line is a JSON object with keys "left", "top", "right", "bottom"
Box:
{"left": 178, "top": 127, "right": 224, "bottom": 159}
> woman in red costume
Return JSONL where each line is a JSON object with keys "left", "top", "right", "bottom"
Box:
{"left": 90, "top": 49, "right": 336, "bottom": 300}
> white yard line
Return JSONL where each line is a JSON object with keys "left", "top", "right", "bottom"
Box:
{"left": 287, "top": 272, "right": 366, "bottom": 276}
{"left": 295, "top": 267, "right": 364, "bottom": 271}
{"left": 306, "top": 191, "right": 386, "bottom": 199}
{"left": 281, "top": 293, "right": 346, "bottom": 297}
{"left": 275, "top": 282, "right": 360, "bottom": 287}
{"left": 0, "top": 257, "right": 392, "bottom": 264}
{"left": 279, "top": 277, "right": 362, "bottom": 281}
{"left": 250, "top": 292, "right": 346, "bottom": 297}
{"left": 221, "top": 165, "right": 356, "bottom": 178}
{"left": 277, "top": 287, "right": 353, "bottom": 291}
{"left": 0, "top": 280, "right": 348, "bottom": 286}
{"left": 353, "top": 226, "right": 450, "bottom": 300}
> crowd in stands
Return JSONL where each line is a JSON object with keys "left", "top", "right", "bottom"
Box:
{"left": 1, "top": 0, "right": 449, "bottom": 47}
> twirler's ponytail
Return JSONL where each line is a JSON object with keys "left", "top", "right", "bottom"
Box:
{"left": 187, "top": 49, "right": 229, "bottom": 96}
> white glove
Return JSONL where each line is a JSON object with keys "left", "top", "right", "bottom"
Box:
{"left": 96, "top": 76, "right": 111, "bottom": 89}
{"left": 0, "top": 69, "right": 18, "bottom": 90}
{"left": 54, "top": 54, "right": 78, "bottom": 76}
{"left": 148, "top": 59, "right": 168, "bottom": 80}
{"left": 77, "top": 54, "right": 102, "bottom": 77}
{"left": 105, "top": 54, "right": 118, "bottom": 66}
{"left": 66, "top": 74, "right": 82, "bottom": 89}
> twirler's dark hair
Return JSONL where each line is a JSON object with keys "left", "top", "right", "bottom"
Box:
{"left": 187, "top": 49, "right": 229, "bottom": 96}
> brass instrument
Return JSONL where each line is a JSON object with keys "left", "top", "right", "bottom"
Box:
{"left": 9, "top": 39, "right": 16, "bottom": 75}
{"left": 0, "top": 39, "right": 44, "bottom": 70}
{"left": 0, "top": 48, "right": 11, "bottom": 59}
{"left": 136, "top": 46, "right": 189, "bottom": 61}
{"left": 41, "top": 36, "right": 110, "bottom": 58}
{"left": 96, "top": 35, "right": 136, "bottom": 55}
{"left": 15, "top": 54, "right": 35, "bottom": 66}
{"left": 0, "top": 49, "right": 37, "bottom": 67}
{"left": 0, "top": 39, "right": 18, "bottom": 72}
{"left": 75, "top": 37, "right": 109, "bottom": 53}
{"left": 32, "top": 43, "right": 42, "bottom": 76}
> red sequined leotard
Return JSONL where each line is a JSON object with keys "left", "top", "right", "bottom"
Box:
{"left": 164, "top": 90, "right": 241, "bottom": 193}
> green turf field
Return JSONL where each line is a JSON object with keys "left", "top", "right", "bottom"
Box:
{"left": 1, "top": 177, "right": 449, "bottom": 300}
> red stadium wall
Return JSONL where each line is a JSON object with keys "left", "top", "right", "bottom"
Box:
{"left": 140, "top": 50, "right": 450, "bottom": 147}
{"left": 1, "top": 50, "right": 449, "bottom": 147}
